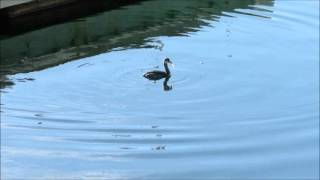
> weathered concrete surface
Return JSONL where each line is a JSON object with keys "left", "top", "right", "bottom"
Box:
{"left": 0, "top": 0, "right": 143, "bottom": 35}
{"left": 0, "top": 0, "right": 33, "bottom": 9}
{"left": 0, "top": 0, "right": 78, "bottom": 18}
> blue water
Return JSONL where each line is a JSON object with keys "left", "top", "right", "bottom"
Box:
{"left": 1, "top": 0, "right": 319, "bottom": 179}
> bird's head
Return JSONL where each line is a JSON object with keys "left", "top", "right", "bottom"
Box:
{"left": 164, "top": 58, "right": 174, "bottom": 68}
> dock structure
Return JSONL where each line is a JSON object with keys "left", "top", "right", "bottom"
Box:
{"left": 0, "top": 0, "right": 79, "bottom": 17}
{"left": 0, "top": 0, "right": 142, "bottom": 22}
{"left": 0, "top": 0, "right": 33, "bottom": 9}
{"left": 0, "top": 0, "right": 143, "bottom": 34}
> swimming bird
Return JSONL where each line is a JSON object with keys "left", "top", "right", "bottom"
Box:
{"left": 143, "top": 58, "right": 174, "bottom": 81}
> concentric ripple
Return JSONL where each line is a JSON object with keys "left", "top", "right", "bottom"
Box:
{"left": 1, "top": 0, "right": 319, "bottom": 179}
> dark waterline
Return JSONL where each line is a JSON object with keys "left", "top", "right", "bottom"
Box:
{"left": 0, "top": 0, "right": 145, "bottom": 36}
{"left": 1, "top": 0, "right": 319, "bottom": 179}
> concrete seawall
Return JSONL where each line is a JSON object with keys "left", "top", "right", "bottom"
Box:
{"left": 0, "top": 0, "right": 79, "bottom": 18}
{"left": 0, "top": 0, "right": 33, "bottom": 9}
{"left": 0, "top": 0, "right": 143, "bottom": 35}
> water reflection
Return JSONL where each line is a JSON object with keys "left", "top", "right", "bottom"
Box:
{"left": 0, "top": 76, "right": 14, "bottom": 89}
{"left": 0, "top": 0, "right": 274, "bottom": 89}
{"left": 3, "top": 0, "right": 319, "bottom": 179}
{"left": 0, "top": 0, "right": 144, "bottom": 35}
{"left": 163, "top": 77, "right": 172, "bottom": 91}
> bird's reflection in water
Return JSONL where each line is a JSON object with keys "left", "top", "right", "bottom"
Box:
{"left": 163, "top": 76, "right": 172, "bottom": 91}
{"left": 143, "top": 58, "right": 174, "bottom": 91}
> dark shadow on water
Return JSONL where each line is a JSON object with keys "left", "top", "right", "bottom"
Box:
{"left": 0, "top": 0, "right": 274, "bottom": 89}
{"left": 0, "top": 76, "right": 14, "bottom": 90}
{"left": 0, "top": 0, "right": 145, "bottom": 36}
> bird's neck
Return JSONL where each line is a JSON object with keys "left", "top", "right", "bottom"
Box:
{"left": 164, "top": 62, "right": 170, "bottom": 75}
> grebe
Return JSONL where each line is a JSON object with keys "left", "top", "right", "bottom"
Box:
{"left": 143, "top": 58, "right": 174, "bottom": 81}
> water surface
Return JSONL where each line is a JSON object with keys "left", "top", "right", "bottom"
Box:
{"left": 1, "top": 0, "right": 319, "bottom": 179}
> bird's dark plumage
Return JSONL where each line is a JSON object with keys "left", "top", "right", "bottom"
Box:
{"left": 143, "top": 58, "right": 173, "bottom": 81}
{"left": 143, "top": 71, "right": 167, "bottom": 80}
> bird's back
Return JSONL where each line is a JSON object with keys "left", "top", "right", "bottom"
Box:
{"left": 143, "top": 71, "right": 167, "bottom": 81}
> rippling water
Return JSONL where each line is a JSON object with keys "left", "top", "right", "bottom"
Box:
{"left": 1, "top": 0, "right": 319, "bottom": 179}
